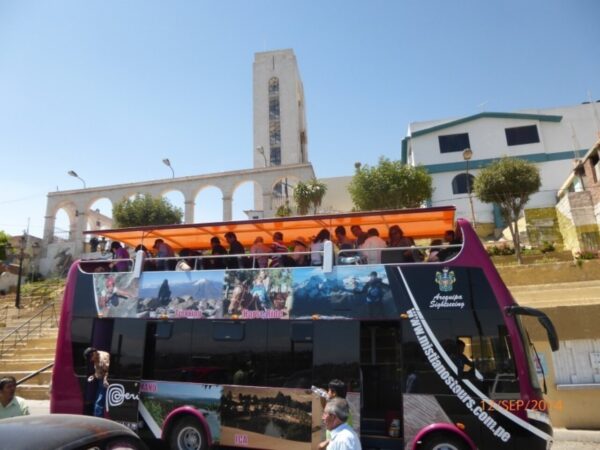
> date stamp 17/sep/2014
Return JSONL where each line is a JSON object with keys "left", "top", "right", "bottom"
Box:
{"left": 480, "top": 399, "right": 563, "bottom": 412}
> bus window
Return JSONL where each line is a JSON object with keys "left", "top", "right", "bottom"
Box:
{"left": 108, "top": 319, "right": 146, "bottom": 380}
{"left": 71, "top": 318, "right": 94, "bottom": 376}
{"left": 143, "top": 321, "right": 192, "bottom": 382}
{"left": 268, "top": 321, "right": 313, "bottom": 388}
{"left": 313, "top": 321, "right": 360, "bottom": 391}
{"left": 190, "top": 320, "right": 267, "bottom": 386}
{"left": 360, "top": 321, "right": 402, "bottom": 414}
{"left": 213, "top": 321, "right": 245, "bottom": 341}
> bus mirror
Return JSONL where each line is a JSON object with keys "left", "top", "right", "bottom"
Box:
{"left": 505, "top": 306, "right": 559, "bottom": 352}
{"left": 323, "top": 240, "right": 334, "bottom": 273}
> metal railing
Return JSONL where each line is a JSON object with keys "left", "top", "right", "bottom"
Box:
{"left": 0, "top": 302, "right": 58, "bottom": 358}
{"left": 17, "top": 362, "right": 54, "bottom": 386}
{"left": 0, "top": 304, "right": 8, "bottom": 325}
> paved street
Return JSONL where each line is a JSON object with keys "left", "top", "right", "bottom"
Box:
{"left": 26, "top": 400, "right": 600, "bottom": 448}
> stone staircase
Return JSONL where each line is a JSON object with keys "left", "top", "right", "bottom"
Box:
{"left": 0, "top": 284, "right": 63, "bottom": 400}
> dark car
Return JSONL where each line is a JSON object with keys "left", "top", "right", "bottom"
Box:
{"left": 0, "top": 414, "right": 148, "bottom": 450}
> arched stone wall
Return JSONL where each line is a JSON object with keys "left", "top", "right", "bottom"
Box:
{"left": 42, "top": 163, "right": 315, "bottom": 258}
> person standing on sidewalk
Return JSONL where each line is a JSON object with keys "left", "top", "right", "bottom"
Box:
{"left": 84, "top": 347, "right": 110, "bottom": 417}
{"left": 0, "top": 376, "right": 29, "bottom": 419}
{"left": 322, "top": 397, "right": 361, "bottom": 450}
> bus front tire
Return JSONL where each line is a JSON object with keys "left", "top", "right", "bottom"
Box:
{"left": 169, "top": 416, "right": 207, "bottom": 450}
{"left": 420, "top": 433, "right": 469, "bottom": 450}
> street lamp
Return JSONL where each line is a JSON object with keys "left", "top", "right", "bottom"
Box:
{"left": 67, "top": 170, "right": 86, "bottom": 188}
{"left": 162, "top": 158, "right": 174, "bottom": 178}
{"left": 462, "top": 148, "right": 476, "bottom": 226}
{"left": 256, "top": 146, "right": 268, "bottom": 167}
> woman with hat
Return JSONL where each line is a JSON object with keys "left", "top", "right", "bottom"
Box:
{"left": 291, "top": 236, "right": 309, "bottom": 266}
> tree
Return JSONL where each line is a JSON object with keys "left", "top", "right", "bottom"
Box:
{"left": 348, "top": 157, "right": 433, "bottom": 211}
{"left": 473, "top": 157, "right": 541, "bottom": 264}
{"left": 0, "top": 230, "right": 10, "bottom": 261}
{"left": 113, "top": 193, "right": 183, "bottom": 228}
{"left": 293, "top": 178, "right": 328, "bottom": 215}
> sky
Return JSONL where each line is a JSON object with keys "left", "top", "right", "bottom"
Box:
{"left": 1, "top": 0, "right": 599, "bottom": 239}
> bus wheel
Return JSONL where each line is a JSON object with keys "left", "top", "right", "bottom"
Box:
{"left": 169, "top": 416, "right": 207, "bottom": 450}
{"left": 420, "top": 433, "right": 468, "bottom": 450}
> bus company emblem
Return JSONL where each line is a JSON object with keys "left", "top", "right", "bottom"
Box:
{"left": 435, "top": 267, "right": 456, "bottom": 292}
{"left": 106, "top": 383, "right": 139, "bottom": 410}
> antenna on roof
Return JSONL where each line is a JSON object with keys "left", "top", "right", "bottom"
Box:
{"left": 476, "top": 101, "right": 488, "bottom": 112}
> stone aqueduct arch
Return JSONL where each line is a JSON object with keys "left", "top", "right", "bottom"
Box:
{"left": 43, "top": 163, "right": 315, "bottom": 257}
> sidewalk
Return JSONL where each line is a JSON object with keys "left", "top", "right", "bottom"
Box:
{"left": 28, "top": 399, "right": 50, "bottom": 415}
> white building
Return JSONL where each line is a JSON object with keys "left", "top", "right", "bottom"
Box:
{"left": 402, "top": 103, "right": 600, "bottom": 231}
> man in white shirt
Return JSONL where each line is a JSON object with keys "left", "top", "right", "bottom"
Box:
{"left": 0, "top": 376, "right": 29, "bottom": 419}
{"left": 322, "top": 397, "right": 362, "bottom": 450}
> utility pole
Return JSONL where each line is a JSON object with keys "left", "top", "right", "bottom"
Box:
{"left": 15, "top": 221, "right": 29, "bottom": 309}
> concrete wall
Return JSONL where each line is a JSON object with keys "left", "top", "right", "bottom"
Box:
{"left": 498, "top": 259, "right": 600, "bottom": 286}
{"left": 524, "top": 207, "right": 563, "bottom": 246}
{"left": 522, "top": 305, "right": 600, "bottom": 429}
{"left": 556, "top": 191, "right": 600, "bottom": 253}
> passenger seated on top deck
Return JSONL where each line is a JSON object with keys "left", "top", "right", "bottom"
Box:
{"left": 437, "top": 230, "right": 462, "bottom": 262}
{"left": 350, "top": 225, "right": 368, "bottom": 248}
{"left": 109, "top": 241, "right": 130, "bottom": 272}
{"left": 225, "top": 231, "right": 251, "bottom": 269}
{"left": 426, "top": 239, "right": 444, "bottom": 262}
{"left": 335, "top": 226, "right": 361, "bottom": 265}
{"left": 134, "top": 244, "right": 156, "bottom": 271}
{"left": 360, "top": 228, "right": 387, "bottom": 264}
{"left": 387, "top": 225, "right": 423, "bottom": 263}
{"left": 176, "top": 248, "right": 201, "bottom": 271}
{"left": 270, "top": 232, "right": 291, "bottom": 267}
{"left": 291, "top": 237, "right": 310, "bottom": 266}
{"left": 250, "top": 236, "right": 270, "bottom": 268}
{"left": 208, "top": 237, "right": 227, "bottom": 270}
{"left": 153, "top": 239, "right": 175, "bottom": 271}
{"left": 310, "top": 229, "right": 330, "bottom": 266}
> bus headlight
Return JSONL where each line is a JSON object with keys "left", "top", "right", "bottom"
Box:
{"left": 526, "top": 408, "right": 551, "bottom": 426}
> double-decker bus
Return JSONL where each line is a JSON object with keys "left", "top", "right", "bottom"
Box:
{"left": 51, "top": 207, "right": 558, "bottom": 450}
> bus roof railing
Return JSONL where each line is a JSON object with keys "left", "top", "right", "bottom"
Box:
{"left": 78, "top": 241, "right": 464, "bottom": 274}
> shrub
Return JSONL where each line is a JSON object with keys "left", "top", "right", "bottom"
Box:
{"left": 487, "top": 244, "right": 515, "bottom": 256}
{"left": 540, "top": 241, "right": 555, "bottom": 253}
{"left": 574, "top": 250, "right": 598, "bottom": 260}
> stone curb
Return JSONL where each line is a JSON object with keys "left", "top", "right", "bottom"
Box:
{"left": 553, "top": 428, "right": 600, "bottom": 443}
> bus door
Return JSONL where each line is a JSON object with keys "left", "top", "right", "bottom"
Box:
{"left": 101, "top": 318, "right": 145, "bottom": 430}
{"left": 359, "top": 321, "right": 403, "bottom": 446}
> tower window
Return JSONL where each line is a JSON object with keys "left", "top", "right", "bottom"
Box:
{"left": 270, "top": 147, "right": 281, "bottom": 166}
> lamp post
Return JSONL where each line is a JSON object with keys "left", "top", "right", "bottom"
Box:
{"left": 462, "top": 148, "right": 476, "bottom": 226}
{"left": 67, "top": 170, "right": 86, "bottom": 188}
{"left": 30, "top": 242, "right": 40, "bottom": 281}
{"left": 256, "top": 146, "right": 268, "bottom": 167}
{"left": 162, "top": 158, "right": 175, "bottom": 178}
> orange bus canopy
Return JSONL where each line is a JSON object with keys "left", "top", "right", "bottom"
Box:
{"left": 84, "top": 206, "right": 455, "bottom": 251}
